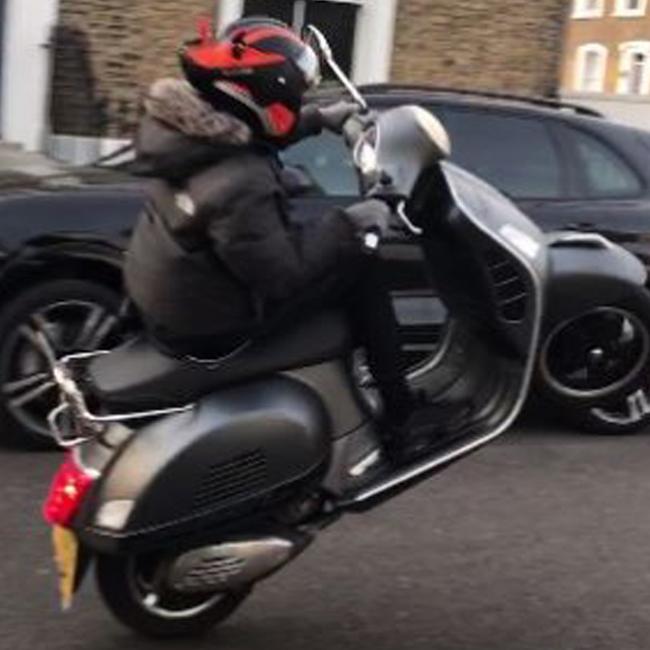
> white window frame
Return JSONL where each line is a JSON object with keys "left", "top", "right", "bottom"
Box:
{"left": 617, "top": 41, "right": 650, "bottom": 94}
{"left": 612, "top": 0, "right": 648, "bottom": 17}
{"left": 575, "top": 43, "right": 608, "bottom": 92}
{"left": 216, "top": 0, "right": 398, "bottom": 84}
{"left": 572, "top": 0, "right": 605, "bottom": 19}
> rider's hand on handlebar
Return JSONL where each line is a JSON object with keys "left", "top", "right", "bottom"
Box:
{"left": 317, "top": 101, "right": 359, "bottom": 134}
{"left": 344, "top": 199, "right": 391, "bottom": 242}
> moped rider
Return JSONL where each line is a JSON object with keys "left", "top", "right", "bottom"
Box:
{"left": 124, "top": 17, "right": 440, "bottom": 463}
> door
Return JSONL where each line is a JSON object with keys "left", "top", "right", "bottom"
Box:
{"left": 242, "top": 0, "right": 359, "bottom": 77}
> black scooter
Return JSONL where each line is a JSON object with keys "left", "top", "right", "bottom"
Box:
{"left": 42, "top": 27, "right": 649, "bottom": 638}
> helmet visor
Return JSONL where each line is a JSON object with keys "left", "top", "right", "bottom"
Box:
{"left": 296, "top": 46, "right": 321, "bottom": 89}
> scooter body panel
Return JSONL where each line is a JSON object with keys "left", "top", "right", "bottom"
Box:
{"left": 76, "top": 376, "right": 330, "bottom": 552}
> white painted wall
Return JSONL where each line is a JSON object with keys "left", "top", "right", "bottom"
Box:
{"left": 217, "top": 0, "right": 244, "bottom": 30}
{"left": 1, "top": 0, "right": 60, "bottom": 150}
{"left": 351, "top": 0, "right": 398, "bottom": 84}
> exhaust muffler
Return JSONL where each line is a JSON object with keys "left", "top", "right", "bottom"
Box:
{"left": 167, "top": 537, "right": 300, "bottom": 593}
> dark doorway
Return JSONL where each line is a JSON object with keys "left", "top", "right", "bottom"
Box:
{"left": 242, "top": 0, "right": 358, "bottom": 77}
{"left": 305, "top": 1, "right": 357, "bottom": 78}
{"left": 243, "top": 0, "right": 294, "bottom": 26}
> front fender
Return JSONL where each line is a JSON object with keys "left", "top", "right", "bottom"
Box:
{"left": 545, "top": 235, "right": 647, "bottom": 326}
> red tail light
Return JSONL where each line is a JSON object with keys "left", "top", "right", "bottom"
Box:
{"left": 43, "top": 455, "right": 96, "bottom": 527}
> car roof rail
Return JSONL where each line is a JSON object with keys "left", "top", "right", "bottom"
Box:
{"left": 357, "top": 83, "right": 604, "bottom": 118}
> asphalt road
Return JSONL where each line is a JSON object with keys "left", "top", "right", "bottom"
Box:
{"left": 4, "top": 416, "right": 650, "bottom": 650}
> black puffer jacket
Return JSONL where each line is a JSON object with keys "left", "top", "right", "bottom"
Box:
{"left": 124, "top": 83, "right": 356, "bottom": 349}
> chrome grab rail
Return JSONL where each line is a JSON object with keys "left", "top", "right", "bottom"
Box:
{"left": 48, "top": 350, "right": 194, "bottom": 448}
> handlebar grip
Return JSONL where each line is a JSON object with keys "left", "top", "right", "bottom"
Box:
{"left": 342, "top": 115, "right": 365, "bottom": 148}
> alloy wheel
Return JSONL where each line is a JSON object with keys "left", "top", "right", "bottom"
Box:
{"left": 1, "top": 299, "right": 121, "bottom": 440}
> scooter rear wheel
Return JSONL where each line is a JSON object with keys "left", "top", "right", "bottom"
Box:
{"left": 95, "top": 553, "right": 251, "bottom": 638}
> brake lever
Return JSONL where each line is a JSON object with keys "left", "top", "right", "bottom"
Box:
{"left": 395, "top": 201, "right": 423, "bottom": 236}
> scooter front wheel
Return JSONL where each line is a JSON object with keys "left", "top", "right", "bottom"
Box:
{"left": 95, "top": 553, "right": 251, "bottom": 638}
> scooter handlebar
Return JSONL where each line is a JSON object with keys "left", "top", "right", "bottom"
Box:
{"left": 342, "top": 111, "right": 373, "bottom": 149}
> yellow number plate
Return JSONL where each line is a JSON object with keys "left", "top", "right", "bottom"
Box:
{"left": 51, "top": 526, "right": 79, "bottom": 611}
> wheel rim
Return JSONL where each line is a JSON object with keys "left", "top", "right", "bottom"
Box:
{"left": 540, "top": 307, "right": 650, "bottom": 401}
{"left": 1, "top": 299, "right": 121, "bottom": 439}
{"left": 126, "top": 556, "right": 228, "bottom": 620}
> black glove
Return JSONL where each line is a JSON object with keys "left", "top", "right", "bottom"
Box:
{"left": 344, "top": 199, "right": 391, "bottom": 237}
{"left": 318, "top": 101, "right": 359, "bottom": 134}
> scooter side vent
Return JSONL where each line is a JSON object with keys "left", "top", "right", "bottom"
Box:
{"left": 485, "top": 250, "right": 529, "bottom": 323}
{"left": 193, "top": 450, "right": 268, "bottom": 512}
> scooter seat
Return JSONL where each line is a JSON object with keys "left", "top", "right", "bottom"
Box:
{"left": 88, "top": 311, "right": 351, "bottom": 410}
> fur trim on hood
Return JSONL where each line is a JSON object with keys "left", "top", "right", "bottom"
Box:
{"left": 145, "top": 78, "right": 252, "bottom": 146}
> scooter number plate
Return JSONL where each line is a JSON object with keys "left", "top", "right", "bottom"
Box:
{"left": 51, "top": 526, "right": 79, "bottom": 611}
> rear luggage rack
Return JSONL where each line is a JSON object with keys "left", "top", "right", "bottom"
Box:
{"left": 48, "top": 351, "right": 193, "bottom": 448}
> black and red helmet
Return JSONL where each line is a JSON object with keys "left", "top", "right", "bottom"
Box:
{"left": 180, "top": 17, "right": 321, "bottom": 140}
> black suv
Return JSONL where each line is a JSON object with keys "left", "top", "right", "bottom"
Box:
{"left": 0, "top": 84, "right": 649, "bottom": 446}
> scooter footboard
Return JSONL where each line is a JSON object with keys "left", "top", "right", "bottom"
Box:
{"left": 74, "top": 376, "right": 330, "bottom": 554}
{"left": 410, "top": 321, "right": 527, "bottom": 437}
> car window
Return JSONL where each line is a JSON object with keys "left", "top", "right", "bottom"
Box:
{"left": 435, "top": 107, "right": 564, "bottom": 199}
{"left": 567, "top": 127, "right": 643, "bottom": 199}
{"left": 281, "top": 131, "right": 358, "bottom": 197}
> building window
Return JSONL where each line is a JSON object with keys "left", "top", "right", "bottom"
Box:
{"left": 613, "top": 0, "right": 648, "bottom": 16}
{"left": 618, "top": 42, "right": 650, "bottom": 94}
{"left": 572, "top": 0, "right": 605, "bottom": 18}
{"left": 242, "top": 0, "right": 360, "bottom": 77}
{"left": 575, "top": 44, "right": 608, "bottom": 92}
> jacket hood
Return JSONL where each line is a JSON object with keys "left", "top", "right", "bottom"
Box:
{"left": 134, "top": 78, "right": 254, "bottom": 181}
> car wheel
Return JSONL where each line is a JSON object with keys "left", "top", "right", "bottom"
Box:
{"left": 0, "top": 279, "right": 124, "bottom": 448}
{"left": 538, "top": 294, "right": 650, "bottom": 434}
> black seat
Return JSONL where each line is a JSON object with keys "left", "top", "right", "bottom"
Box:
{"left": 89, "top": 311, "right": 351, "bottom": 410}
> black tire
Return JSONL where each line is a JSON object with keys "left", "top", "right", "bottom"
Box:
{"left": 95, "top": 553, "right": 251, "bottom": 639}
{"left": 559, "top": 405, "right": 650, "bottom": 435}
{"left": 0, "top": 279, "right": 123, "bottom": 449}
{"left": 537, "top": 292, "right": 650, "bottom": 435}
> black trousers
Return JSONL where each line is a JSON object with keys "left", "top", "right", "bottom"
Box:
{"left": 153, "top": 256, "right": 413, "bottom": 421}
{"left": 263, "top": 255, "right": 414, "bottom": 421}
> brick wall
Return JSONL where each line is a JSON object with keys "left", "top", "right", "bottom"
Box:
{"left": 51, "top": 0, "right": 213, "bottom": 138}
{"left": 391, "top": 0, "right": 569, "bottom": 97}
{"left": 50, "top": 0, "right": 569, "bottom": 138}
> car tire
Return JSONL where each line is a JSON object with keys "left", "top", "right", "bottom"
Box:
{"left": 537, "top": 292, "right": 650, "bottom": 435}
{"left": 0, "top": 279, "right": 123, "bottom": 449}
